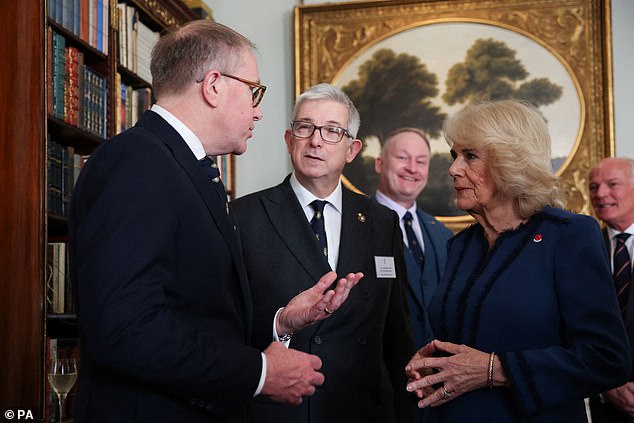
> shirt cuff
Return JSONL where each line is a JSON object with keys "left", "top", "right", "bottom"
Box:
{"left": 273, "top": 307, "right": 292, "bottom": 347}
{"left": 254, "top": 352, "right": 266, "bottom": 397}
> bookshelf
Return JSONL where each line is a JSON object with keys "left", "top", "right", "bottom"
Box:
{"left": 0, "top": 1, "right": 199, "bottom": 420}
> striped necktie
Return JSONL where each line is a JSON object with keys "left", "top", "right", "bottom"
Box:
{"left": 614, "top": 232, "right": 632, "bottom": 316}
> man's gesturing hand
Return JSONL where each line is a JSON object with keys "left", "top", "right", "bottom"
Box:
{"left": 277, "top": 271, "right": 363, "bottom": 335}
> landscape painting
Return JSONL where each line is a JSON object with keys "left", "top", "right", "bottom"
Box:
{"left": 333, "top": 21, "right": 581, "bottom": 217}
{"left": 295, "top": 0, "right": 614, "bottom": 229}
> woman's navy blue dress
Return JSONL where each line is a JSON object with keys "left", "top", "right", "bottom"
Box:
{"left": 428, "top": 207, "right": 630, "bottom": 422}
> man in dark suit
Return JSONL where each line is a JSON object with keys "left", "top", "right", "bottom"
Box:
{"left": 231, "top": 83, "right": 414, "bottom": 422}
{"left": 589, "top": 157, "right": 634, "bottom": 422}
{"left": 374, "top": 128, "right": 452, "bottom": 350}
{"left": 69, "top": 21, "right": 360, "bottom": 423}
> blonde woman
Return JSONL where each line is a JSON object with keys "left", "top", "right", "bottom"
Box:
{"left": 405, "top": 100, "right": 630, "bottom": 422}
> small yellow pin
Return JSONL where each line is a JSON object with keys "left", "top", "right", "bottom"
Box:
{"left": 357, "top": 212, "right": 366, "bottom": 223}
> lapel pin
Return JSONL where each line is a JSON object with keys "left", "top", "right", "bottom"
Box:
{"left": 357, "top": 212, "right": 366, "bottom": 223}
{"left": 533, "top": 234, "right": 543, "bottom": 243}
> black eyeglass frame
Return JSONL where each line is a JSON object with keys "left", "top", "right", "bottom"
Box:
{"left": 289, "top": 121, "right": 354, "bottom": 144}
{"left": 196, "top": 73, "right": 267, "bottom": 107}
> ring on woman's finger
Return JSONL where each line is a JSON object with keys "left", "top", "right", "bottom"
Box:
{"left": 441, "top": 386, "right": 451, "bottom": 399}
{"left": 324, "top": 307, "right": 333, "bottom": 315}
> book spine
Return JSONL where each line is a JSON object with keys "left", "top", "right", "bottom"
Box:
{"left": 96, "top": 0, "right": 103, "bottom": 53}
{"left": 47, "top": 27, "right": 53, "bottom": 117}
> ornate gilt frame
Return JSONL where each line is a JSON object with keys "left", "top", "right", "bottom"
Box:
{"left": 294, "top": 0, "right": 614, "bottom": 231}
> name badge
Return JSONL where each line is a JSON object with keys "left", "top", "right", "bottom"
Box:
{"left": 374, "top": 256, "right": 396, "bottom": 278}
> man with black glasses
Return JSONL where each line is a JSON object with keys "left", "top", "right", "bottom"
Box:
{"left": 70, "top": 22, "right": 361, "bottom": 423}
{"left": 231, "top": 83, "right": 415, "bottom": 423}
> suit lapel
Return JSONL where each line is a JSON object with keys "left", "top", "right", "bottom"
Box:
{"left": 140, "top": 112, "right": 241, "bottom": 261}
{"left": 403, "top": 248, "right": 426, "bottom": 311}
{"left": 603, "top": 228, "right": 634, "bottom": 329}
{"left": 418, "top": 211, "right": 443, "bottom": 274}
{"left": 262, "top": 178, "right": 331, "bottom": 284}
{"left": 137, "top": 111, "right": 253, "bottom": 335}
{"left": 418, "top": 211, "right": 442, "bottom": 307}
{"left": 337, "top": 188, "right": 371, "bottom": 276}
{"left": 370, "top": 194, "right": 425, "bottom": 310}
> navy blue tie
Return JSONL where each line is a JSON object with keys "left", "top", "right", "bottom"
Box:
{"left": 310, "top": 200, "right": 328, "bottom": 258}
{"left": 403, "top": 211, "right": 424, "bottom": 269}
{"left": 200, "top": 156, "right": 228, "bottom": 213}
{"left": 614, "top": 233, "right": 632, "bottom": 316}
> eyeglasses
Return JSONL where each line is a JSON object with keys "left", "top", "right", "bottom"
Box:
{"left": 290, "top": 121, "right": 353, "bottom": 144}
{"left": 196, "top": 73, "right": 267, "bottom": 107}
{"left": 222, "top": 74, "right": 266, "bottom": 107}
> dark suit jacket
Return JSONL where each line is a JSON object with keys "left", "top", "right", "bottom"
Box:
{"left": 231, "top": 177, "right": 415, "bottom": 423}
{"left": 400, "top": 209, "right": 452, "bottom": 349}
{"left": 69, "top": 110, "right": 262, "bottom": 423}
{"left": 590, "top": 228, "right": 634, "bottom": 423}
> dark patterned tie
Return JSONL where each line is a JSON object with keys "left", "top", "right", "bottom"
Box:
{"left": 200, "top": 156, "right": 228, "bottom": 214}
{"left": 403, "top": 211, "right": 424, "bottom": 269}
{"left": 614, "top": 232, "right": 632, "bottom": 316}
{"left": 310, "top": 200, "right": 328, "bottom": 258}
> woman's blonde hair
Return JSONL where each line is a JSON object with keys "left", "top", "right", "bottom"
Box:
{"left": 443, "top": 99, "right": 564, "bottom": 218}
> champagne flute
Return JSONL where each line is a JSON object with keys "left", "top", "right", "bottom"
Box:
{"left": 47, "top": 358, "right": 77, "bottom": 423}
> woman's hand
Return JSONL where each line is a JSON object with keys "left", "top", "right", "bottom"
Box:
{"left": 405, "top": 340, "right": 493, "bottom": 408}
{"left": 405, "top": 341, "right": 438, "bottom": 399}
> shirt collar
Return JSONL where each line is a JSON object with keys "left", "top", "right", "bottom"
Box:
{"left": 607, "top": 222, "right": 634, "bottom": 240}
{"left": 151, "top": 104, "right": 206, "bottom": 160}
{"left": 289, "top": 172, "right": 342, "bottom": 214}
{"left": 375, "top": 190, "right": 416, "bottom": 220}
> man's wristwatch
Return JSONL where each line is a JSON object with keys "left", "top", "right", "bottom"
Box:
{"left": 278, "top": 332, "right": 293, "bottom": 342}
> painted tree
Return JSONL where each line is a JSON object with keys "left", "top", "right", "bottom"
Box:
{"left": 341, "top": 48, "right": 445, "bottom": 195}
{"left": 443, "top": 38, "right": 562, "bottom": 106}
{"left": 342, "top": 48, "right": 446, "bottom": 141}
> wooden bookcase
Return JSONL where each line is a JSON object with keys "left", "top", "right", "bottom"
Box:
{"left": 0, "top": 1, "right": 200, "bottom": 420}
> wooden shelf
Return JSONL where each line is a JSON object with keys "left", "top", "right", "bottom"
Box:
{"left": 0, "top": 1, "right": 198, "bottom": 418}
{"left": 47, "top": 116, "right": 103, "bottom": 155}
{"left": 46, "top": 314, "right": 79, "bottom": 339}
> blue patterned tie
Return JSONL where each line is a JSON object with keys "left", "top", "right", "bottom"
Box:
{"left": 403, "top": 211, "right": 424, "bottom": 269}
{"left": 614, "top": 233, "right": 632, "bottom": 316}
{"left": 310, "top": 200, "right": 328, "bottom": 258}
{"left": 200, "top": 156, "right": 228, "bottom": 213}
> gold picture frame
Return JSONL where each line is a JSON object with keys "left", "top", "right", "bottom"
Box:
{"left": 294, "top": 0, "right": 614, "bottom": 232}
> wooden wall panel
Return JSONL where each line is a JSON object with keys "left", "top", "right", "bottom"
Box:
{"left": 0, "top": 0, "right": 45, "bottom": 416}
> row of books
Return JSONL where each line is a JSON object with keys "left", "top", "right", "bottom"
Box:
{"left": 45, "top": 338, "right": 80, "bottom": 423}
{"left": 48, "top": 0, "right": 110, "bottom": 54}
{"left": 116, "top": 3, "right": 160, "bottom": 83}
{"left": 47, "top": 138, "right": 86, "bottom": 218}
{"left": 114, "top": 73, "right": 153, "bottom": 133}
{"left": 49, "top": 29, "right": 109, "bottom": 138}
{"left": 46, "top": 242, "right": 74, "bottom": 315}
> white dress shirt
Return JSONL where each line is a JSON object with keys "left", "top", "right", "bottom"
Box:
{"left": 151, "top": 104, "right": 207, "bottom": 160}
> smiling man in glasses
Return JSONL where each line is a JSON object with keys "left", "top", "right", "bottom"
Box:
{"left": 231, "top": 83, "right": 415, "bottom": 423}
{"left": 69, "top": 21, "right": 364, "bottom": 423}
